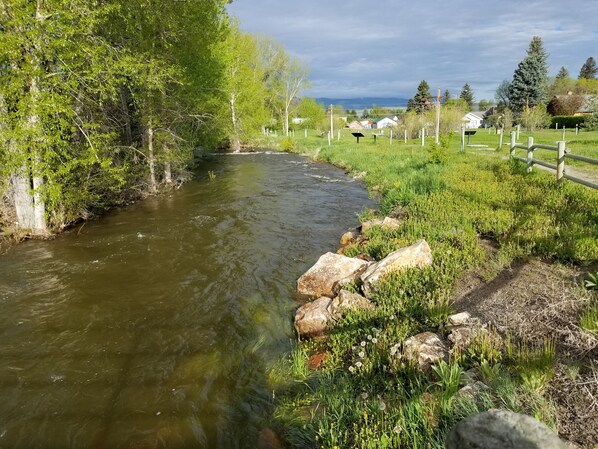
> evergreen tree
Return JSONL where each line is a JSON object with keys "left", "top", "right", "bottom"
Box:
{"left": 556, "top": 66, "right": 569, "bottom": 79}
{"left": 442, "top": 89, "right": 451, "bottom": 104}
{"left": 409, "top": 80, "right": 432, "bottom": 114}
{"left": 459, "top": 83, "right": 474, "bottom": 110}
{"left": 508, "top": 36, "right": 549, "bottom": 113}
{"left": 579, "top": 57, "right": 598, "bottom": 80}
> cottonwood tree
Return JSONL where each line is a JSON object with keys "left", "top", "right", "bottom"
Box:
{"left": 495, "top": 80, "right": 512, "bottom": 110}
{"left": 509, "top": 36, "right": 549, "bottom": 113}
{"left": 217, "top": 24, "right": 268, "bottom": 151}
{"left": 258, "top": 37, "right": 310, "bottom": 136}
{"left": 296, "top": 98, "right": 325, "bottom": 130}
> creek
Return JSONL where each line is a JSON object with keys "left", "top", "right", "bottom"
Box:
{"left": 0, "top": 152, "right": 373, "bottom": 448}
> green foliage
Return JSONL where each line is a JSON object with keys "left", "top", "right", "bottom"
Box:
{"left": 578, "top": 57, "right": 598, "bottom": 80}
{"left": 520, "top": 104, "right": 551, "bottom": 131}
{"left": 459, "top": 84, "right": 475, "bottom": 110}
{"left": 509, "top": 36, "right": 549, "bottom": 113}
{"left": 428, "top": 134, "right": 451, "bottom": 165}
{"left": 549, "top": 115, "right": 586, "bottom": 128}
{"left": 408, "top": 80, "right": 433, "bottom": 114}
{"left": 296, "top": 98, "right": 326, "bottom": 130}
{"left": 281, "top": 137, "right": 296, "bottom": 151}
{"left": 580, "top": 305, "right": 598, "bottom": 334}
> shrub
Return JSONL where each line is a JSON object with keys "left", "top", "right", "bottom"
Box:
{"left": 549, "top": 115, "right": 586, "bottom": 129}
{"left": 281, "top": 137, "right": 295, "bottom": 151}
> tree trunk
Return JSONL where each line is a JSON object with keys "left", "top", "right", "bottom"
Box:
{"left": 164, "top": 146, "right": 172, "bottom": 184}
{"left": 120, "top": 85, "right": 133, "bottom": 145}
{"left": 147, "top": 120, "right": 157, "bottom": 194}
{"left": 230, "top": 93, "right": 241, "bottom": 152}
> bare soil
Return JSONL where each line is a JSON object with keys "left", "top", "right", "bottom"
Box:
{"left": 452, "top": 256, "right": 598, "bottom": 448}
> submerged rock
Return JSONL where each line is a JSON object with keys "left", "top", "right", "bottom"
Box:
{"left": 446, "top": 409, "right": 570, "bottom": 449}
{"left": 361, "top": 239, "right": 433, "bottom": 297}
{"left": 297, "top": 252, "right": 368, "bottom": 298}
{"left": 402, "top": 332, "right": 448, "bottom": 371}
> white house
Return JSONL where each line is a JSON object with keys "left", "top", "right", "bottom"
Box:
{"left": 462, "top": 112, "right": 484, "bottom": 129}
{"left": 374, "top": 117, "right": 398, "bottom": 129}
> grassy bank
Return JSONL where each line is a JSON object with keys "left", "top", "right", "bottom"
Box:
{"left": 261, "top": 128, "right": 598, "bottom": 448}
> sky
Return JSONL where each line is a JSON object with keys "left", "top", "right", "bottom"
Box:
{"left": 227, "top": 0, "right": 598, "bottom": 101}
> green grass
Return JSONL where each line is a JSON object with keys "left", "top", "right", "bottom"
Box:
{"left": 259, "top": 127, "right": 598, "bottom": 448}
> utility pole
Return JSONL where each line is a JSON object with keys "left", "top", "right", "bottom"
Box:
{"left": 330, "top": 104, "right": 334, "bottom": 138}
{"left": 435, "top": 88, "right": 441, "bottom": 144}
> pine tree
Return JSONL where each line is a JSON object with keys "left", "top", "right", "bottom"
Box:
{"left": 410, "top": 80, "right": 432, "bottom": 114}
{"left": 459, "top": 83, "right": 474, "bottom": 110}
{"left": 579, "top": 57, "right": 598, "bottom": 80}
{"left": 556, "top": 66, "right": 569, "bottom": 79}
{"left": 508, "top": 36, "right": 549, "bottom": 113}
{"left": 443, "top": 89, "right": 451, "bottom": 104}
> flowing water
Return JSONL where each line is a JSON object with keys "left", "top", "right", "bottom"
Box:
{"left": 0, "top": 152, "right": 373, "bottom": 449}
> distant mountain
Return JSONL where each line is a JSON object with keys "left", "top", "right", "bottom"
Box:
{"left": 315, "top": 97, "right": 409, "bottom": 110}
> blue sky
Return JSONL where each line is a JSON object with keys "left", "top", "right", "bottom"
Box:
{"left": 227, "top": 0, "right": 598, "bottom": 101}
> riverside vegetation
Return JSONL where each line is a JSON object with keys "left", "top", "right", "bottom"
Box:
{"left": 264, "top": 128, "right": 598, "bottom": 448}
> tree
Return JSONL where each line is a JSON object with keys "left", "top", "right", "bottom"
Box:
{"left": 257, "top": 37, "right": 310, "bottom": 136}
{"left": 408, "top": 80, "right": 432, "bottom": 114}
{"left": 216, "top": 24, "right": 268, "bottom": 151}
{"left": 547, "top": 94, "right": 584, "bottom": 116}
{"left": 478, "top": 99, "right": 493, "bottom": 111}
{"left": 520, "top": 104, "right": 551, "bottom": 131}
{"left": 579, "top": 57, "right": 598, "bottom": 80}
{"left": 459, "top": 84, "right": 474, "bottom": 110}
{"left": 442, "top": 89, "right": 451, "bottom": 104}
{"left": 556, "top": 66, "right": 569, "bottom": 79}
{"left": 508, "top": 36, "right": 549, "bottom": 113}
{"left": 495, "top": 80, "right": 512, "bottom": 109}
{"left": 296, "top": 97, "right": 325, "bottom": 130}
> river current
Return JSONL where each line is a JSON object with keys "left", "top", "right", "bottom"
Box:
{"left": 0, "top": 152, "right": 373, "bottom": 448}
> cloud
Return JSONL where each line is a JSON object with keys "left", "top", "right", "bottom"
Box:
{"left": 228, "top": 0, "right": 598, "bottom": 100}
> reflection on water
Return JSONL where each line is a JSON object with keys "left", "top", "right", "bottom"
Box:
{"left": 0, "top": 153, "right": 373, "bottom": 448}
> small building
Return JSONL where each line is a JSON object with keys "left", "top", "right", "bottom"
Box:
{"left": 374, "top": 117, "right": 398, "bottom": 129}
{"left": 360, "top": 120, "right": 374, "bottom": 129}
{"left": 462, "top": 111, "right": 484, "bottom": 129}
{"left": 347, "top": 120, "right": 364, "bottom": 130}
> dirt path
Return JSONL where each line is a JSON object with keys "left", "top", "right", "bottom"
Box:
{"left": 451, "top": 258, "right": 598, "bottom": 447}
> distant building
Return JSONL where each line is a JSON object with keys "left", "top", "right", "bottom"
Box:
{"left": 374, "top": 117, "right": 398, "bottom": 129}
{"left": 347, "top": 120, "right": 364, "bottom": 130}
{"left": 360, "top": 120, "right": 374, "bottom": 129}
{"left": 462, "top": 111, "right": 484, "bottom": 129}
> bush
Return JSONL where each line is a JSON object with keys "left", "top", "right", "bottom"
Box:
{"left": 549, "top": 115, "right": 586, "bottom": 129}
{"left": 281, "top": 137, "right": 295, "bottom": 151}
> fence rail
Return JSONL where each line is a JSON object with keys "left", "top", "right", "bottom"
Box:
{"left": 509, "top": 132, "right": 598, "bottom": 190}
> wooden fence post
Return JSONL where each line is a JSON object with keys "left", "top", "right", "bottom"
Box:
{"left": 498, "top": 126, "right": 504, "bottom": 150}
{"left": 562, "top": 126, "right": 566, "bottom": 141}
{"left": 390, "top": 129, "right": 393, "bottom": 145}
{"left": 461, "top": 126, "right": 465, "bottom": 152}
{"left": 557, "top": 141, "right": 566, "bottom": 183}
{"left": 404, "top": 130, "right": 407, "bottom": 143}
{"left": 510, "top": 131, "right": 516, "bottom": 158}
{"left": 516, "top": 124, "right": 521, "bottom": 140}
{"left": 328, "top": 131, "right": 331, "bottom": 146}
{"left": 421, "top": 128, "right": 425, "bottom": 146}
{"left": 527, "top": 136, "right": 534, "bottom": 173}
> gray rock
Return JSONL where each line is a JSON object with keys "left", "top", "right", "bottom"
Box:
{"left": 340, "top": 229, "right": 360, "bottom": 246}
{"left": 448, "top": 312, "right": 472, "bottom": 328}
{"left": 446, "top": 409, "right": 569, "bottom": 449}
{"left": 361, "top": 217, "right": 402, "bottom": 233}
{"left": 361, "top": 239, "right": 433, "bottom": 297}
{"left": 294, "top": 290, "right": 375, "bottom": 339}
{"left": 297, "top": 252, "right": 368, "bottom": 298}
{"left": 329, "top": 290, "right": 374, "bottom": 318}
{"left": 294, "top": 297, "right": 333, "bottom": 338}
{"left": 402, "top": 332, "right": 448, "bottom": 371}
{"left": 455, "top": 381, "right": 491, "bottom": 401}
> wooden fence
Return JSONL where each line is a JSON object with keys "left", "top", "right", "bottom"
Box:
{"left": 509, "top": 132, "right": 598, "bottom": 190}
